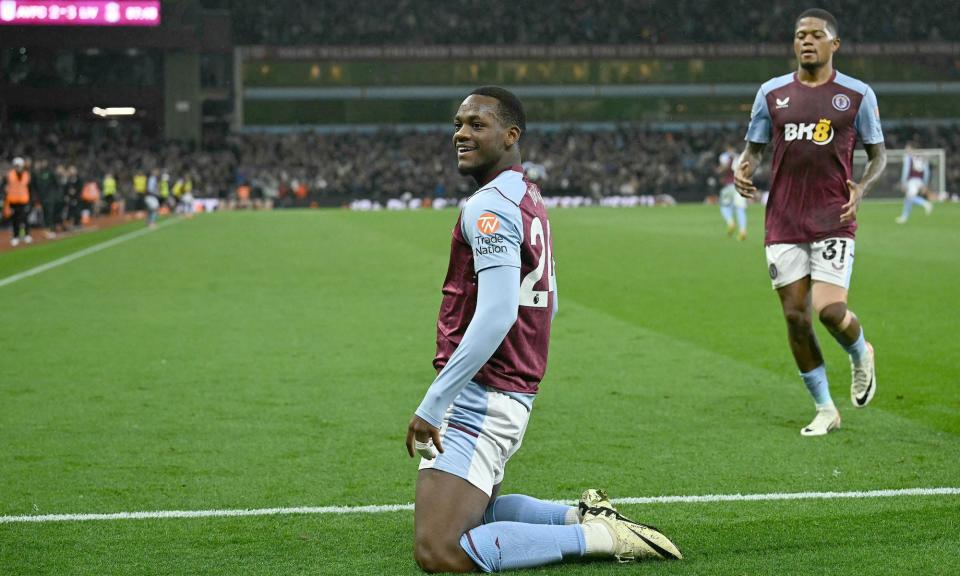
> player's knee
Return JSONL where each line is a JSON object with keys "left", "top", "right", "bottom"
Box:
{"left": 783, "top": 308, "right": 812, "bottom": 331}
{"left": 413, "top": 539, "right": 442, "bottom": 573}
{"left": 414, "top": 538, "right": 468, "bottom": 573}
{"left": 818, "top": 302, "right": 848, "bottom": 329}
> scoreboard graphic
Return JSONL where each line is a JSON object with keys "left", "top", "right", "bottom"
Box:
{"left": 0, "top": 1, "right": 160, "bottom": 26}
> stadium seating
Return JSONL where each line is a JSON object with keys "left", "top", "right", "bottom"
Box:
{"left": 3, "top": 122, "right": 956, "bottom": 204}
{"left": 212, "top": 0, "right": 958, "bottom": 46}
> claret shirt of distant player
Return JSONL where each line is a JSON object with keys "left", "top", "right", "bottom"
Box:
{"left": 434, "top": 165, "right": 556, "bottom": 395}
{"left": 905, "top": 154, "right": 929, "bottom": 181}
{"left": 719, "top": 151, "right": 737, "bottom": 186}
{"left": 746, "top": 70, "right": 884, "bottom": 245}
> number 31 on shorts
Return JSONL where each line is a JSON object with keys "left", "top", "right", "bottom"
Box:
{"left": 821, "top": 238, "right": 849, "bottom": 264}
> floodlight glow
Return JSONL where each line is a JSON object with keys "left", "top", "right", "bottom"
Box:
{"left": 92, "top": 107, "right": 137, "bottom": 117}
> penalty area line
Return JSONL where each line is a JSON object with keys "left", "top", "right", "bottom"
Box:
{"left": 0, "top": 218, "right": 181, "bottom": 289}
{"left": 2, "top": 487, "right": 958, "bottom": 524}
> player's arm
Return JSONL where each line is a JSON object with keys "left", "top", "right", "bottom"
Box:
{"left": 840, "top": 86, "right": 887, "bottom": 223}
{"left": 900, "top": 156, "right": 910, "bottom": 186}
{"left": 552, "top": 273, "right": 558, "bottom": 320}
{"left": 737, "top": 86, "right": 771, "bottom": 199}
{"left": 734, "top": 142, "right": 766, "bottom": 199}
{"left": 857, "top": 142, "right": 888, "bottom": 196}
{"left": 406, "top": 265, "right": 520, "bottom": 458}
{"left": 841, "top": 142, "right": 887, "bottom": 223}
{"left": 406, "top": 196, "right": 523, "bottom": 459}
{"left": 843, "top": 85, "right": 887, "bottom": 221}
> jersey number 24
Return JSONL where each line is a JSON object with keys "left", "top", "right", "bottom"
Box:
{"left": 520, "top": 217, "right": 556, "bottom": 308}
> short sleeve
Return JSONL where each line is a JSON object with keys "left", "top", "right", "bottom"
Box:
{"left": 461, "top": 190, "right": 522, "bottom": 274}
{"left": 855, "top": 86, "right": 884, "bottom": 145}
{"left": 745, "top": 88, "right": 772, "bottom": 144}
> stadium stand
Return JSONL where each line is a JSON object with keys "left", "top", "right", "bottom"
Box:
{"left": 3, "top": 123, "right": 957, "bottom": 207}
{"left": 3, "top": 3, "right": 958, "bottom": 225}
{"left": 209, "top": 0, "right": 960, "bottom": 45}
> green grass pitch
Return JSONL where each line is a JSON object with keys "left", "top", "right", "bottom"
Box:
{"left": 1, "top": 203, "right": 958, "bottom": 575}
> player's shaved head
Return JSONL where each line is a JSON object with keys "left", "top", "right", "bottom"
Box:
{"left": 796, "top": 8, "right": 838, "bottom": 37}
{"left": 469, "top": 86, "right": 526, "bottom": 138}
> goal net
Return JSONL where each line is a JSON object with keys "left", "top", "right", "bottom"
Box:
{"left": 853, "top": 148, "right": 946, "bottom": 200}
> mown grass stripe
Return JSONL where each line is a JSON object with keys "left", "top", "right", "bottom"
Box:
{"left": 0, "top": 218, "right": 180, "bottom": 288}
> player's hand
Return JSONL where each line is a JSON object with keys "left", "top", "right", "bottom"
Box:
{"left": 406, "top": 414, "right": 443, "bottom": 460}
{"left": 841, "top": 179, "right": 863, "bottom": 223}
{"left": 734, "top": 160, "right": 757, "bottom": 199}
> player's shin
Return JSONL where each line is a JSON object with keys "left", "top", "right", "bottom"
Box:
{"left": 484, "top": 494, "right": 579, "bottom": 525}
{"left": 840, "top": 324, "right": 869, "bottom": 366}
{"left": 800, "top": 364, "right": 833, "bottom": 408}
{"left": 819, "top": 303, "right": 866, "bottom": 358}
{"left": 461, "top": 522, "right": 585, "bottom": 572}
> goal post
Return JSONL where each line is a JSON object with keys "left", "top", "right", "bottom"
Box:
{"left": 853, "top": 148, "right": 946, "bottom": 200}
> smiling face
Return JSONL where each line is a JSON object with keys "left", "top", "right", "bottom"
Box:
{"left": 794, "top": 17, "right": 839, "bottom": 72}
{"left": 452, "top": 95, "right": 519, "bottom": 181}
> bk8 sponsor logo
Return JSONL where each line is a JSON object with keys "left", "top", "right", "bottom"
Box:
{"left": 784, "top": 118, "right": 834, "bottom": 146}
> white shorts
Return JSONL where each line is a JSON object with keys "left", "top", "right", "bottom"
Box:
{"left": 906, "top": 178, "right": 926, "bottom": 198}
{"left": 719, "top": 184, "right": 747, "bottom": 209}
{"left": 765, "top": 238, "right": 856, "bottom": 290}
{"left": 418, "top": 381, "right": 531, "bottom": 497}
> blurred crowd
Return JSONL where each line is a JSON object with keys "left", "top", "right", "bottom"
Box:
{"left": 209, "top": 0, "right": 959, "bottom": 46}
{"left": 234, "top": 123, "right": 960, "bottom": 203}
{"left": 1, "top": 123, "right": 234, "bottom": 200}
{"left": 3, "top": 121, "right": 958, "bottom": 224}
{"left": 230, "top": 126, "right": 746, "bottom": 203}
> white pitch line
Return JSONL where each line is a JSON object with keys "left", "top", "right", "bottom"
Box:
{"left": 0, "top": 218, "right": 180, "bottom": 289}
{"left": 612, "top": 486, "right": 960, "bottom": 505}
{"left": 2, "top": 487, "right": 957, "bottom": 524}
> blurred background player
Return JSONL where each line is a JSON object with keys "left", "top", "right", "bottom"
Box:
{"left": 133, "top": 170, "right": 148, "bottom": 216}
{"left": 141, "top": 170, "right": 160, "bottom": 227}
{"left": 717, "top": 145, "right": 748, "bottom": 240}
{"left": 735, "top": 9, "right": 886, "bottom": 437}
{"left": 4, "top": 157, "right": 33, "bottom": 246}
{"left": 522, "top": 159, "right": 547, "bottom": 185}
{"left": 159, "top": 172, "right": 172, "bottom": 209}
{"left": 896, "top": 143, "right": 934, "bottom": 223}
{"left": 62, "top": 165, "right": 82, "bottom": 231}
{"left": 102, "top": 172, "right": 118, "bottom": 215}
{"left": 33, "top": 159, "right": 62, "bottom": 239}
{"left": 147, "top": 169, "right": 159, "bottom": 210}
{"left": 406, "top": 87, "right": 681, "bottom": 573}
{"left": 77, "top": 177, "right": 100, "bottom": 229}
{"left": 174, "top": 175, "right": 196, "bottom": 217}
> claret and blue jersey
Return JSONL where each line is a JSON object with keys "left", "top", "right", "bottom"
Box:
{"left": 746, "top": 70, "right": 884, "bottom": 245}
{"left": 434, "top": 165, "right": 557, "bottom": 398}
{"left": 902, "top": 154, "right": 930, "bottom": 185}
